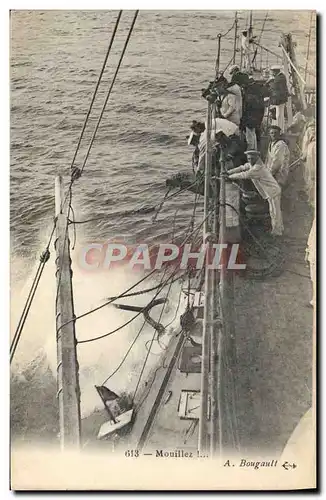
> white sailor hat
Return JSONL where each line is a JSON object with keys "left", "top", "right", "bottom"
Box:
{"left": 270, "top": 64, "right": 282, "bottom": 71}
{"left": 244, "top": 149, "right": 261, "bottom": 155}
{"left": 229, "top": 64, "right": 240, "bottom": 75}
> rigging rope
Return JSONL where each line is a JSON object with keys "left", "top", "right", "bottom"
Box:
{"left": 80, "top": 10, "right": 139, "bottom": 175}
{"left": 218, "top": 18, "right": 236, "bottom": 39}
{"left": 131, "top": 189, "right": 205, "bottom": 400}
{"left": 10, "top": 11, "right": 139, "bottom": 361}
{"left": 11, "top": 11, "right": 132, "bottom": 362}
{"left": 98, "top": 204, "right": 214, "bottom": 392}
{"left": 100, "top": 254, "right": 179, "bottom": 384}
{"left": 70, "top": 10, "right": 122, "bottom": 173}
{"left": 75, "top": 204, "right": 213, "bottom": 343}
{"left": 10, "top": 224, "right": 55, "bottom": 363}
{"left": 251, "top": 11, "right": 269, "bottom": 65}
{"left": 69, "top": 180, "right": 199, "bottom": 226}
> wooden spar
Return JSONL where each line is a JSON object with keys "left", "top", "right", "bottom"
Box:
{"left": 217, "top": 153, "right": 239, "bottom": 453}
{"left": 232, "top": 12, "right": 238, "bottom": 65}
{"left": 215, "top": 34, "right": 222, "bottom": 78}
{"left": 280, "top": 33, "right": 307, "bottom": 110}
{"left": 54, "top": 175, "right": 81, "bottom": 449}
{"left": 217, "top": 152, "right": 226, "bottom": 455}
{"left": 198, "top": 101, "right": 212, "bottom": 455}
{"left": 210, "top": 143, "right": 220, "bottom": 456}
{"left": 249, "top": 11, "right": 253, "bottom": 36}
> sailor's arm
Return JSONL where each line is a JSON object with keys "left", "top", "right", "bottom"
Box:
{"left": 229, "top": 165, "right": 260, "bottom": 180}
{"left": 227, "top": 164, "right": 249, "bottom": 175}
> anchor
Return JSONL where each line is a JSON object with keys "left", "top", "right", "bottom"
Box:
{"left": 113, "top": 297, "right": 167, "bottom": 335}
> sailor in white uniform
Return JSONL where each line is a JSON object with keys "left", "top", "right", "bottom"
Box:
{"left": 265, "top": 125, "right": 290, "bottom": 188}
{"left": 190, "top": 118, "right": 239, "bottom": 173}
{"left": 227, "top": 150, "right": 284, "bottom": 236}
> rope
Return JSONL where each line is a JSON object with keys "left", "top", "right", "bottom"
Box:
{"left": 131, "top": 205, "right": 215, "bottom": 402}
{"left": 69, "top": 203, "right": 77, "bottom": 251}
{"left": 100, "top": 254, "right": 178, "bottom": 385}
{"left": 10, "top": 224, "right": 56, "bottom": 363}
{"left": 252, "top": 11, "right": 268, "bottom": 65}
{"left": 70, "top": 10, "right": 122, "bottom": 173}
{"left": 11, "top": 13, "right": 127, "bottom": 362}
{"left": 57, "top": 197, "right": 209, "bottom": 335}
{"left": 75, "top": 203, "right": 213, "bottom": 343}
{"left": 251, "top": 41, "right": 282, "bottom": 62}
{"left": 222, "top": 53, "right": 237, "bottom": 75}
{"left": 219, "top": 19, "right": 236, "bottom": 38}
{"left": 152, "top": 188, "right": 171, "bottom": 222}
{"left": 101, "top": 319, "right": 147, "bottom": 385}
{"left": 78, "top": 310, "right": 144, "bottom": 345}
{"left": 80, "top": 10, "right": 139, "bottom": 175}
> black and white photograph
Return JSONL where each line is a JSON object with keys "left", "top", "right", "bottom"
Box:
{"left": 10, "top": 9, "right": 316, "bottom": 490}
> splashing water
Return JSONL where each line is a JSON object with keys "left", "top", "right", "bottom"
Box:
{"left": 11, "top": 226, "right": 185, "bottom": 429}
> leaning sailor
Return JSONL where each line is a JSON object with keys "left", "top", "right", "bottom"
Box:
{"left": 227, "top": 150, "right": 284, "bottom": 236}
{"left": 190, "top": 118, "right": 240, "bottom": 173}
{"left": 265, "top": 125, "right": 290, "bottom": 188}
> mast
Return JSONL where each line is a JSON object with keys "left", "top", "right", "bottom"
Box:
{"left": 232, "top": 11, "right": 238, "bottom": 65}
{"left": 54, "top": 175, "right": 81, "bottom": 449}
{"left": 215, "top": 34, "right": 222, "bottom": 79}
{"left": 280, "top": 33, "right": 307, "bottom": 111}
{"left": 198, "top": 101, "right": 213, "bottom": 455}
{"left": 249, "top": 11, "right": 253, "bottom": 38}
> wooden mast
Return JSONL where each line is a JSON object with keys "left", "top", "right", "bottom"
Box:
{"left": 232, "top": 11, "right": 238, "bottom": 65}
{"left": 54, "top": 175, "right": 81, "bottom": 449}
{"left": 281, "top": 33, "right": 307, "bottom": 111}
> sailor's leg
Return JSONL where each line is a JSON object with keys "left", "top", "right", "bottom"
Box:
{"left": 245, "top": 127, "right": 257, "bottom": 150}
{"left": 267, "top": 194, "right": 284, "bottom": 236}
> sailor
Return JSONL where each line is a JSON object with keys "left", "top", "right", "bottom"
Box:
{"left": 227, "top": 150, "right": 284, "bottom": 236}
{"left": 218, "top": 81, "right": 243, "bottom": 127}
{"left": 241, "top": 31, "right": 252, "bottom": 71}
{"left": 241, "top": 77, "right": 267, "bottom": 150}
{"left": 301, "top": 119, "right": 316, "bottom": 207}
{"left": 190, "top": 118, "right": 239, "bottom": 173}
{"left": 214, "top": 129, "right": 247, "bottom": 170}
{"left": 265, "top": 125, "right": 290, "bottom": 188}
{"left": 228, "top": 64, "right": 250, "bottom": 88}
{"left": 266, "top": 65, "right": 289, "bottom": 132}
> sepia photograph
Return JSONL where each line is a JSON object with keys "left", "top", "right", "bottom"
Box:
{"left": 10, "top": 8, "right": 316, "bottom": 490}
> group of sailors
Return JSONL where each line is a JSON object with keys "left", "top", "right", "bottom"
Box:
{"left": 188, "top": 63, "right": 292, "bottom": 237}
